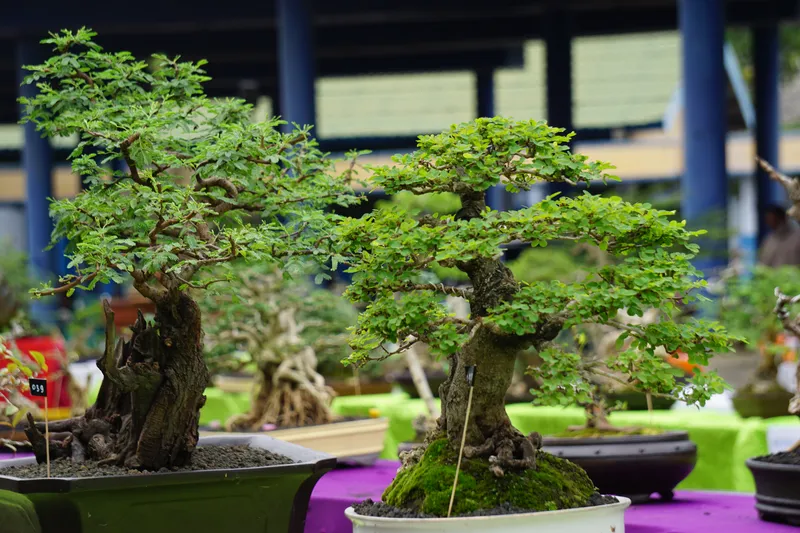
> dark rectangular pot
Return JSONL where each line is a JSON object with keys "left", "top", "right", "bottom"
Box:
{"left": 0, "top": 435, "right": 336, "bottom": 533}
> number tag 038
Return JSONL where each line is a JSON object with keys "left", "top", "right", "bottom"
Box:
{"left": 29, "top": 378, "right": 47, "bottom": 398}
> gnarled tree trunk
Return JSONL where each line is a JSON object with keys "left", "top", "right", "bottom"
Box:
{"left": 226, "top": 361, "right": 334, "bottom": 430}
{"left": 26, "top": 295, "right": 209, "bottom": 470}
{"left": 426, "top": 192, "right": 557, "bottom": 476}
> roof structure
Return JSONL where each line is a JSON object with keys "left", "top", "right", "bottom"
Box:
{"left": 0, "top": 0, "right": 797, "bottom": 124}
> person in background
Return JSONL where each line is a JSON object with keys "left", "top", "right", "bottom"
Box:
{"left": 759, "top": 204, "right": 800, "bottom": 267}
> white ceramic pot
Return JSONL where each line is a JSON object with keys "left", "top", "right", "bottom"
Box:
{"left": 345, "top": 497, "right": 631, "bottom": 533}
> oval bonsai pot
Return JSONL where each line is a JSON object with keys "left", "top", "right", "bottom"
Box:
{"left": 732, "top": 386, "right": 794, "bottom": 419}
{"left": 0, "top": 434, "right": 336, "bottom": 533}
{"left": 345, "top": 497, "right": 631, "bottom": 533}
{"left": 542, "top": 431, "right": 696, "bottom": 503}
{"left": 746, "top": 457, "right": 800, "bottom": 526}
{"left": 329, "top": 380, "right": 393, "bottom": 397}
{"left": 390, "top": 369, "right": 447, "bottom": 399}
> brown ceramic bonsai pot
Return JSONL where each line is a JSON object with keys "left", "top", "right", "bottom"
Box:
{"left": 542, "top": 430, "right": 697, "bottom": 503}
{"left": 329, "top": 379, "right": 393, "bottom": 396}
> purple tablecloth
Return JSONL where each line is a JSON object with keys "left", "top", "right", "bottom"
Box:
{"left": 305, "top": 460, "right": 798, "bottom": 533}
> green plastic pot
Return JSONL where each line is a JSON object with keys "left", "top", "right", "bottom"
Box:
{"left": 0, "top": 435, "right": 336, "bottom": 533}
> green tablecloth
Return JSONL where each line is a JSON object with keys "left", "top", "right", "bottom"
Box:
{"left": 89, "top": 384, "right": 409, "bottom": 426}
{"left": 380, "top": 399, "right": 800, "bottom": 492}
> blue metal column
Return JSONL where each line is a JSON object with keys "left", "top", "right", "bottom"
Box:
{"left": 754, "top": 23, "right": 786, "bottom": 243}
{"left": 477, "top": 70, "right": 504, "bottom": 211}
{"left": 545, "top": 10, "right": 574, "bottom": 197}
{"left": 679, "top": 0, "right": 728, "bottom": 274}
{"left": 276, "top": 0, "right": 316, "bottom": 132}
{"left": 16, "top": 40, "right": 56, "bottom": 325}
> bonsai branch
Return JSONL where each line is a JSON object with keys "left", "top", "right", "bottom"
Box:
{"left": 35, "top": 268, "right": 99, "bottom": 296}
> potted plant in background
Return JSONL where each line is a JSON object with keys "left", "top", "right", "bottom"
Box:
{"left": 716, "top": 264, "right": 800, "bottom": 419}
{"left": 0, "top": 339, "right": 43, "bottom": 453}
{"left": 0, "top": 29, "right": 361, "bottom": 533}
{"left": 201, "top": 262, "right": 388, "bottom": 462}
{"left": 338, "top": 117, "right": 734, "bottom": 530}
{"left": 533, "top": 309, "right": 705, "bottom": 502}
{"left": 745, "top": 159, "right": 800, "bottom": 527}
{"left": 0, "top": 243, "right": 75, "bottom": 420}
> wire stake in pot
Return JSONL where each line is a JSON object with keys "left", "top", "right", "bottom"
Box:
{"left": 29, "top": 376, "right": 50, "bottom": 478}
{"left": 447, "top": 365, "right": 476, "bottom": 518}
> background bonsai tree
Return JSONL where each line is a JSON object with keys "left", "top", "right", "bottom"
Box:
{"left": 532, "top": 307, "right": 702, "bottom": 434}
{"left": 757, "top": 159, "right": 800, "bottom": 432}
{"left": 202, "top": 262, "right": 357, "bottom": 430}
{"left": 338, "top": 117, "right": 733, "bottom": 514}
{"left": 717, "top": 265, "right": 800, "bottom": 382}
{"left": 19, "top": 29, "right": 358, "bottom": 469}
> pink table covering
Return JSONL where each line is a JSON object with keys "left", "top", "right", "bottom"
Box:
{"left": 305, "top": 460, "right": 797, "bottom": 533}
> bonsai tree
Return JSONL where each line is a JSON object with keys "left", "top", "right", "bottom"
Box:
{"left": 757, "top": 159, "right": 800, "bottom": 431}
{"left": 19, "top": 29, "right": 357, "bottom": 470}
{"left": 717, "top": 265, "right": 800, "bottom": 381}
{"left": 339, "top": 117, "right": 733, "bottom": 514}
{"left": 202, "top": 262, "right": 357, "bottom": 430}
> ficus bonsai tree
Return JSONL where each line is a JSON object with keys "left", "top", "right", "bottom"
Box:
{"left": 201, "top": 262, "right": 357, "bottom": 430}
{"left": 338, "top": 117, "right": 734, "bottom": 515}
{"left": 18, "top": 29, "right": 358, "bottom": 470}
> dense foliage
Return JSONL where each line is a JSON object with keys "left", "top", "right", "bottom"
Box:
{"left": 339, "top": 118, "right": 733, "bottom": 410}
{"left": 21, "top": 28, "right": 360, "bottom": 304}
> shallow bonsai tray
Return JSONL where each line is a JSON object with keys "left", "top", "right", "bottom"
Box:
{"left": 746, "top": 458, "right": 800, "bottom": 527}
{"left": 345, "top": 497, "right": 631, "bottom": 533}
{"left": 201, "top": 417, "right": 389, "bottom": 463}
{"left": 0, "top": 434, "right": 336, "bottom": 533}
{"left": 212, "top": 373, "right": 256, "bottom": 393}
{"left": 542, "top": 430, "right": 696, "bottom": 503}
{"left": 733, "top": 387, "right": 795, "bottom": 419}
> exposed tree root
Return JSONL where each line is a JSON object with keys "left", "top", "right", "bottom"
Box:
{"left": 225, "top": 369, "right": 335, "bottom": 431}
{"left": 463, "top": 426, "right": 543, "bottom": 478}
{"left": 25, "top": 297, "right": 209, "bottom": 470}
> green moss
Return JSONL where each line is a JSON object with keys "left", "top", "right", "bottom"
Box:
{"left": 551, "top": 427, "right": 665, "bottom": 438}
{"left": 382, "top": 439, "right": 596, "bottom": 516}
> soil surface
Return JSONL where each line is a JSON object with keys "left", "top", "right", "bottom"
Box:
{"left": 551, "top": 427, "right": 665, "bottom": 438}
{"left": 0, "top": 445, "right": 294, "bottom": 479}
{"left": 753, "top": 451, "right": 800, "bottom": 466}
{"left": 352, "top": 494, "right": 618, "bottom": 519}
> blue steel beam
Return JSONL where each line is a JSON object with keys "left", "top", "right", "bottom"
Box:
{"left": 477, "top": 70, "right": 504, "bottom": 212}
{"left": 276, "top": 0, "right": 315, "bottom": 131}
{"left": 680, "top": 0, "right": 728, "bottom": 274}
{"left": 545, "top": 10, "right": 574, "bottom": 198}
{"left": 754, "top": 23, "right": 786, "bottom": 243}
{"left": 16, "top": 39, "right": 57, "bottom": 325}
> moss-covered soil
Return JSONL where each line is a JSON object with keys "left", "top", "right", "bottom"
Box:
{"left": 382, "top": 439, "right": 600, "bottom": 516}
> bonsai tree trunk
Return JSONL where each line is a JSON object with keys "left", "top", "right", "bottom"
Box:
{"left": 26, "top": 296, "right": 209, "bottom": 470}
{"left": 226, "top": 308, "right": 335, "bottom": 431}
{"left": 225, "top": 359, "right": 334, "bottom": 430}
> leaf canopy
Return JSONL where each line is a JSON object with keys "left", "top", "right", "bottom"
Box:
{"left": 338, "top": 117, "right": 737, "bottom": 408}
{"left": 20, "top": 28, "right": 360, "bottom": 302}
